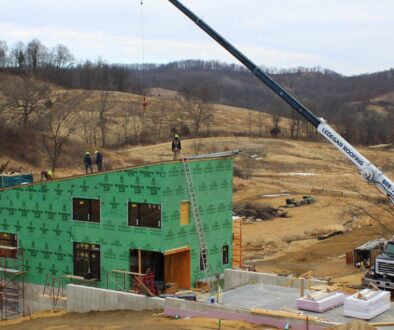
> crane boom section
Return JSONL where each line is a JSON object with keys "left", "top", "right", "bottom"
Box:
{"left": 168, "top": 0, "right": 321, "bottom": 128}
{"left": 169, "top": 0, "right": 394, "bottom": 204}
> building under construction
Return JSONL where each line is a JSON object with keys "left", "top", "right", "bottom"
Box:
{"left": 0, "top": 154, "right": 236, "bottom": 317}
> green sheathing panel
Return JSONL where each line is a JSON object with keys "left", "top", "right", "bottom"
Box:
{"left": 0, "top": 158, "right": 233, "bottom": 288}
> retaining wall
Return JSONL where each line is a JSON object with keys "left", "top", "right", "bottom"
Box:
{"left": 66, "top": 285, "right": 165, "bottom": 313}
{"left": 224, "top": 269, "right": 327, "bottom": 290}
{"left": 24, "top": 283, "right": 67, "bottom": 314}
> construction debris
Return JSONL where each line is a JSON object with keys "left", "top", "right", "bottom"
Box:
{"left": 285, "top": 195, "right": 316, "bottom": 207}
{"left": 234, "top": 202, "right": 288, "bottom": 221}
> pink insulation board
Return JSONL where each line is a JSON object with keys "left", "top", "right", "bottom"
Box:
{"left": 296, "top": 292, "right": 345, "bottom": 312}
{"left": 344, "top": 289, "right": 390, "bottom": 320}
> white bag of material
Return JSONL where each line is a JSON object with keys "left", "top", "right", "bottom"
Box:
{"left": 344, "top": 289, "right": 390, "bottom": 320}
{"left": 296, "top": 291, "right": 345, "bottom": 312}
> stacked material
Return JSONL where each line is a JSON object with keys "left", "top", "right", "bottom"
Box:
{"left": 0, "top": 173, "right": 33, "bottom": 188}
{"left": 344, "top": 289, "right": 390, "bottom": 319}
{"left": 296, "top": 291, "right": 345, "bottom": 312}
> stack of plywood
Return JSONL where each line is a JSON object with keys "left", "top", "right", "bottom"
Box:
{"left": 344, "top": 289, "right": 390, "bottom": 319}
{"left": 296, "top": 291, "right": 345, "bottom": 312}
{"left": 232, "top": 217, "right": 242, "bottom": 268}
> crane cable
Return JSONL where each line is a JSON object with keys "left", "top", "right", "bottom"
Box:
{"left": 140, "top": 0, "right": 147, "bottom": 106}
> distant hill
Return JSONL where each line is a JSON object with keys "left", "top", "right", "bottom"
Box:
{"left": 1, "top": 57, "right": 394, "bottom": 145}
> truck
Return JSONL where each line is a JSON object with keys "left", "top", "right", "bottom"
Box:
{"left": 364, "top": 240, "right": 394, "bottom": 289}
{"left": 169, "top": 0, "right": 394, "bottom": 288}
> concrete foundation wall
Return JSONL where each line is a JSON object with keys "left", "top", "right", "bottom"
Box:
{"left": 224, "top": 269, "right": 327, "bottom": 291}
{"left": 24, "top": 283, "right": 67, "bottom": 314}
{"left": 164, "top": 297, "right": 338, "bottom": 330}
{"left": 66, "top": 285, "right": 165, "bottom": 313}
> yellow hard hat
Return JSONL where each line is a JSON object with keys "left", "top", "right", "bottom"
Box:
{"left": 85, "top": 151, "right": 90, "bottom": 155}
{"left": 95, "top": 150, "right": 99, "bottom": 154}
{"left": 175, "top": 134, "right": 179, "bottom": 138}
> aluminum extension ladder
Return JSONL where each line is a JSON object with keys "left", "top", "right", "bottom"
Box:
{"left": 180, "top": 153, "right": 213, "bottom": 289}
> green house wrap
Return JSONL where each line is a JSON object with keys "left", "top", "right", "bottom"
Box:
{"left": 0, "top": 158, "right": 233, "bottom": 289}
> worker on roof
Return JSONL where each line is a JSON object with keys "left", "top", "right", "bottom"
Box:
{"left": 171, "top": 134, "right": 181, "bottom": 160}
{"left": 83, "top": 152, "right": 93, "bottom": 174}
{"left": 40, "top": 169, "right": 53, "bottom": 181}
{"left": 95, "top": 150, "right": 103, "bottom": 172}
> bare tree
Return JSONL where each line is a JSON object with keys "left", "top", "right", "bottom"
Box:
{"left": 0, "top": 40, "right": 8, "bottom": 67}
{"left": 258, "top": 113, "right": 264, "bottom": 137}
{"left": 50, "top": 44, "right": 74, "bottom": 69}
{"left": 78, "top": 107, "right": 98, "bottom": 145}
{"left": 147, "top": 101, "right": 171, "bottom": 144}
{"left": 1, "top": 75, "right": 50, "bottom": 128}
{"left": 10, "top": 41, "right": 26, "bottom": 69}
{"left": 248, "top": 112, "right": 253, "bottom": 137}
{"left": 270, "top": 114, "right": 281, "bottom": 138}
{"left": 347, "top": 197, "right": 394, "bottom": 237}
{"left": 289, "top": 111, "right": 301, "bottom": 139}
{"left": 98, "top": 90, "right": 111, "bottom": 147}
{"left": 26, "top": 39, "right": 47, "bottom": 73}
{"left": 180, "top": 90, "right": 213, "bottom": 138}
{"left": 42, "top": 93, "right": 87, "bottom": 171}
{"left": 238, "top": 152, "right": 257, "bottom": 180}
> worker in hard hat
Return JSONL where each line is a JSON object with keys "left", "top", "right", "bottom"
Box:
{"left": 40, "top": 169, "right": 53, "bottom": 181}
{"left": 95, "top": 150, "right": 103, "bottom": 172}
{"left": 83, "top": 152, "right": 93, "bottom": 174}
{"left": 171, "top": 134, "right": 181, "bottom": 160}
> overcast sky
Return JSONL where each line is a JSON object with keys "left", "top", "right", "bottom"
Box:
{"left": 1, "top": 0, "right": 393, "bottom": 76}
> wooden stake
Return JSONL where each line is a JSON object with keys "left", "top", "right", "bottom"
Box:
{"left": 138, "top": 249, "right": 142, "bottom": 273}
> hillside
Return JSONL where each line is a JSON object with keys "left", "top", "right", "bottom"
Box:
{"left": 0, "top": 74, "right": 288, "bottom": 177}
{"left": 118, "top": 136, "right": 394, "bottom": 281}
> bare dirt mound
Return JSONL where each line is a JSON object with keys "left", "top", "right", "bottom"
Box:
{"left": 328, "top": 320, "right": 376, "bottom": 330}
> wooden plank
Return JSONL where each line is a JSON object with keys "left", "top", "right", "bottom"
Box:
{"left": 164, "top": 246, "right": 190, "bottom": 256}
{"left": 134, "top": 276, "right": 155, "bottom": 297}
{"left": 138, "top": 249, "right": 141, "bottom": 274}
{"left": 250, "top": 308, "right": 320, "bottom": 321}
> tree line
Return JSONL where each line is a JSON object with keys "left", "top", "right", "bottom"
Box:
{"left": 1, "top": 38, "right": 394, "bottom": 146}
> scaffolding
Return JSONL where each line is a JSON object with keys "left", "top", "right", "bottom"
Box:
{"left": 43, "top": 274, "right": 97, "bottom": 310}
{"left": 0, "top": 247, "right": 25, "bottom": 320}
{"left": 106, "top": 270, "right": 155, "bottom": 296}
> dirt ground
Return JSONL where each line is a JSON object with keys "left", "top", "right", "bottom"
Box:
{"left": 2, "top": 136, "right": 393, "bottom": 328}
{"left": 0, "top": 310, "right": 267, "bottom": 330}
{"left": 115, "top": 136, "right": 394, "bottom": 283}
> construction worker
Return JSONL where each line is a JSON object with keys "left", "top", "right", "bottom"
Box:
{"left": 171, "top": 134, "right": 181, "bottom": 160}
{"left": 40, "top": 169, "right": 53, "bottom": 181}
{"left": 84, "top": 152, "right": 93, "bottom": 174}
{"left": 95, "top": 150, "right": 103, "bottom": 172}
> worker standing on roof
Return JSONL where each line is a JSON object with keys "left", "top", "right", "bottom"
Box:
{"left": 84, "top": 152, "right": 93, "bottom": 174}
{"left": 171, "top": 134, "right": 181, "bottom": 160}
{"left": 95, "top": 150, "right": 103, "bottom": 172}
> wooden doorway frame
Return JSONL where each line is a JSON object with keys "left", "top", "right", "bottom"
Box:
{"left": 164, "top": 246, "right": 191, "bottom": 289}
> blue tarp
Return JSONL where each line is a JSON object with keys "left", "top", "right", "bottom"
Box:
{"left": 0, "top": 174, "right": 33, "bottom": 188}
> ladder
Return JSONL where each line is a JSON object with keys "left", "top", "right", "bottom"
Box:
{"left": 180, "top": 153, "right": 213, "bottom": 288}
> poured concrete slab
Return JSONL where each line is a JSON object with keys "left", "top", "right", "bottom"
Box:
{"left": 222, "top": 283, "right": 394, "bottom": 323}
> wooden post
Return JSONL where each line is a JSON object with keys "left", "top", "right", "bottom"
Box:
{"left": 138, "top": 249, "right": 142, "bottom": 274}
{"left": 300, "top": 278, "right": 305, "bottom": 297}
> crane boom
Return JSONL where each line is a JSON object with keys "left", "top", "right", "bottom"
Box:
{"left": 169, "top": 0, "right": 394, "bottom": 205}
